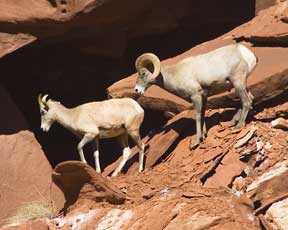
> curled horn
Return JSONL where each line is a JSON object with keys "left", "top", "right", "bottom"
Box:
{"left": 38, "top": 94, "right": 44, "bottom": 107}
{"left": 38, "top": 94, "right": 49, "bottom": 109}
{"left": 42, "top": 94, "right": 49, "bottom": 103}
{"left": 135, "top": 53, "right": 161, "bottom": 79}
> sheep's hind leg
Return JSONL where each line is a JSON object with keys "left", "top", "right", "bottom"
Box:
{"left": 190, "top": 93, "right": 203, "bottom": 150}
{"left": 93, "top": 138, "right": 101, "bottom": 173}
{"left": 112, "top": 133, "right": 131, "bottom": 177}
{"left": 231, "top": 100, "right": 252, "bottom": 127}
{"left": 232, "top": 82, "right": 252, "bottom": 128}
{"left": 77, "top": 133, "right": 96, "bottom": 164}
{"left": 128, "top": 130, "right": 145, "bottom": 173}
{"left": 248, "top": 90, "right": 254, "bottom": 104}
{"left": 202, "top": 91, "right": 208, "bottom": 140}
{"left": 231, "top": 108, "right": 242, "bottom": 126}
{"left": 236, "top": 88, "right": 252, "bottom": 128}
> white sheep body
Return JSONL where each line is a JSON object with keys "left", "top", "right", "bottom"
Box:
{"left": 161, "top": 44, "right": 257, "bottom": 98}
{"left": 38, "top": 95, "right": 145, "bottom": 177}
{"left": 134, "top": 44, "right": 257, "bottom": 149}
{"left": 55, "top": 98, "right": 144, "bottom": 138}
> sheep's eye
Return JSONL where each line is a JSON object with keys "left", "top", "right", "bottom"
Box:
{"left": 40, "top": 109, "right": 47, "bottom": 115}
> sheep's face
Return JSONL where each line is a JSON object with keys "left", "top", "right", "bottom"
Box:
{"left": 135, "top": 68, "right": 155, "bottom": 95}
{"left": 39, "top": 104, "right": 55, "bottom": 132}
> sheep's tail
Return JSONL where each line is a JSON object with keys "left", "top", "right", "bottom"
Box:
{"left": 238, "top": 44, "right": 258, "bottom": 73}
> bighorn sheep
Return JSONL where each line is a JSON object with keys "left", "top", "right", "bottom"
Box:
{"left": 134, "top": 44, "right": 257, "bottom": 149}
{"left": 38, "top": 94, "right": 145, "bottom": 177}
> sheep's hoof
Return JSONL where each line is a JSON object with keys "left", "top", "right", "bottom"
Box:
{"left": 202, "top": 133, "right": 207, "bottom": 140}
{"left": 235, "top": 122, "right": 245, "bottom": 129}
{"left": 111, "top": 171, "right": 118, "bottom": 177}
{"left": 189, "top": 139, "right": 200, "bottom": 150}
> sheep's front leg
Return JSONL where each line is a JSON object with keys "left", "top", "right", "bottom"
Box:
{"left": 77, "top": 133, "right": 95, "bottom": 164}
{"left": 93, "top": 138, "right": 101, "bottom": 173}
{"left": 190, "top": 93, "right": 203, "bottom": 150}
{"left": 112, "top": 133, "right": 131, "bottom": 177}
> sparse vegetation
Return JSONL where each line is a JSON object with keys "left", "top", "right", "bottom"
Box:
{"left": 7, "top": 201, "right": 55, "bottom": 225}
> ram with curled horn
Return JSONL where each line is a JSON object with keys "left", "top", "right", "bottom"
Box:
{"left": 134, "top": 44, "right": 257, "bottom": 149}
{"left": 37, "top": 94, "right": 145, "bottom": 177}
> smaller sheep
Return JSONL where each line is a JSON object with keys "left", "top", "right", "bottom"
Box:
{"left": 134, "top": 44, "right": 257, "bottom": 149}
{"left": 38, "top": 94, "right": 145, "bottom": 177}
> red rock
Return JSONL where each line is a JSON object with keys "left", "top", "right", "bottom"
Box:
{"left": 203, "top": 151, "right": 244, "bottom": 188}
{"left": 0, "top": 33, "right": 36, "bottom": 58}
{"left": 271, "top": 117, "right": 288, "bottom": 130}
{"left": 0, "top": 219, "right": 49, "bottom": 230}
{"left": 52, "top": 161, "right": 126, "bottom": 214}
{"left": 0, "top": 131, "right": 64, "bottom": 226}
{"left": 231, "top": 1, "right": 288, "bottom": 40}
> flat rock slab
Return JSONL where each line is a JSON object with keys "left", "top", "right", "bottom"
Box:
{"left": 52, "top": 161, "right": 126, "bottom": 213}
{"left": 247, "top": 170, "right": 288, "bottom": 216}
{"left": 0, "top": 33, "right": 36, "bottom": 58}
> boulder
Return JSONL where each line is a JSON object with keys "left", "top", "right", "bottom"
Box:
{"left": 0, "top": 131, "right": 64, "bottom": 226}
{"left": 0, "top": 84, "right": 64, "bottom": 225}
{"left": 52, "top": 161, "right": 126, "bottom": 214}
